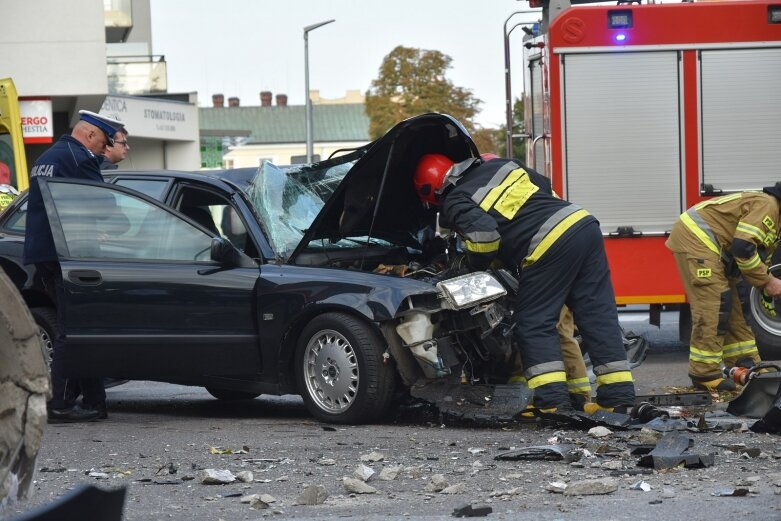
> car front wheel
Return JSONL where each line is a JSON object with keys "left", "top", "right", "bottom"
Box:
{"left": 31, "top": 307, "right": 57, "bottom": 366}
{"left": 295, "top": 312, "right": 395, "bottom": 424}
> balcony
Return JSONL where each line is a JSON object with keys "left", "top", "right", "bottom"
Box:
{"left": 107, "top": 55, "right": 167, "bottom": 95}
{"left": 104, "top": 0, "right": 133, "bottom": 43}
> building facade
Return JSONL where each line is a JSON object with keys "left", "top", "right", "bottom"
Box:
{"left": 0, "top": 0, "right": 200, "bottom": 171}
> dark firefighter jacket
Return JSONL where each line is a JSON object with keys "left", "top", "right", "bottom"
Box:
{"left": 439, "top": 159, "right": 596, "bottom": 270}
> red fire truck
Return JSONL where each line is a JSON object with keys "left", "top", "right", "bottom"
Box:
{"left": 521, "top": 0, "right": 781, "bottom": 357}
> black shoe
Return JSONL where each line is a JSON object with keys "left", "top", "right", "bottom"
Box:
{"left": 82, "top": 401, "right": 108, "bottom": 420}
{"left": 48, "top": 404, "right": 101, "bottom": 423}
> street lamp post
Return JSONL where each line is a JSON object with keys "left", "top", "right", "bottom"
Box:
{"left": 504, "top": 10, "right": 539, "bottom": 157}
{"left": 304, "top": 19, "right": 335, "bottom": 163}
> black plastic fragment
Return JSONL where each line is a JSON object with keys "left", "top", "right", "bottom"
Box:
{"left": 453, "top": 503, "right": 493, "bottom": 517}
{"left": 637, "top": 431, "right": 715, "bottom": 470}
{"left": 494, "top": 444, "right": 581, "bottom": 462}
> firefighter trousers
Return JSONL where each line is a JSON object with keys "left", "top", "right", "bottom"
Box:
{"left": 509, "top": 306, "right": 593, "bottom": 408}
{"left": 671, "top": 250, "right": 761, "bottom": 383}
{"left": 515, "top": 221, "right": 635, "bottom": 409}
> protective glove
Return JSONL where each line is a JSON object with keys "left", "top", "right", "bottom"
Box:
{"left": 761, "top": 289, "right": 777, "bottom": 317}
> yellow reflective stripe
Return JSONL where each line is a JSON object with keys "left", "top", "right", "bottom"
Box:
{"left": 693, "top": 193, "right": 742, "bottom": 209}
{"left": 464, "top": 238, "right": 501, "bottom": 253}
{"left": 680, "top": 212, "right": 721, "bottom": 256}
{"left": 689, "top": 344, "right": 722, "bottom": 363}
{"left": 523, "top": 209, "right": 590, "bottom": 267}
{"left": 478, "top": 168, "right": 532, "bottom": 213}
{"left": 595, "top": 371, "right": 634, "bottom": 386}
{"left": 735, "top": 253, "right": 761, "bottom": 270}
{"left": 493, "top": 172, "right": 539, "bottom": 220}
{"left": 723, "top": 340, "right": 759, "bottom": 358}
{"left": 567, "top": 377, "right": 592, "bottom": 393}
{"left": 736, "top": 221, "right": 766, "bottom": 242}
{"left": 527, "top": 371, "right": 567, "bottom": 389}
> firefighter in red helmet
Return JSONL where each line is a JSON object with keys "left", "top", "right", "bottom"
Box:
{"left": 414, "top": 153, "right": 635, "bottom": 415}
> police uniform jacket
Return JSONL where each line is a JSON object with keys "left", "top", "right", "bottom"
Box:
{"left": 666, "top": 192, "right": 781, "bottom": 288}
{"left": 439, "top": 159, "right": 595, "bottom": 270}
{"left": 23, "top": 135, "right": 104, "bottom": 264}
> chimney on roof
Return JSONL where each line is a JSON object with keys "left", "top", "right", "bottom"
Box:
{"left": 276, "top": 94, "right": 288, "bottom": 107}
{"left": 212, "top": 93, "right": 225, "bottom": 107}
{"left": 260, "top": 91, "right": 272, "bottom": 107}
{"left": 228, "top": 97, "right": 240, "bottom": 107}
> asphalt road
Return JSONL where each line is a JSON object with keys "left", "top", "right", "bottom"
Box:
{"left": 7, "top": 311, "right": 781, "bottom": 521}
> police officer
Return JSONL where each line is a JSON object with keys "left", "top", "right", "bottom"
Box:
{"left": 24, "top": 110, "right": 125, "bottom": 423}
{"left": 413, "top": 153, "right": 635, "bottom": 414}
{"left": 666, "top": 184, "right": 781, "bottom": 391}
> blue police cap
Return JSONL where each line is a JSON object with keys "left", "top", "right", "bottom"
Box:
{"left": 78, "top": 110, "right": 125, "bottom": 145}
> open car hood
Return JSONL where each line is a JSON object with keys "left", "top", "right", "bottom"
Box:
{"left": 288, "top": 113, "right": 479, "bottom": 262}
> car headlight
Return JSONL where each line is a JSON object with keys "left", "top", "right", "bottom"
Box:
{"left": 436, "top": 272, "right": 507, "bottom": 310}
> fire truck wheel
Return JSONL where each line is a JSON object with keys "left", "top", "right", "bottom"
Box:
{"left": 0, "top": 268, "right": 50, "bottom": 511}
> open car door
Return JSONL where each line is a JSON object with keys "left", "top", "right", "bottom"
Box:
{"left": 36, "top": 177, "right": 262, "bottom": 381}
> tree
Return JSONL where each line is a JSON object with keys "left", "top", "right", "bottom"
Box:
{"left": 365, "top": 46, "right": 482, "bottom": 139}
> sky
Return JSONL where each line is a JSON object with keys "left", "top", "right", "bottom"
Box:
{"left": 149, "top": 0, "right": 542, "bottom": 129}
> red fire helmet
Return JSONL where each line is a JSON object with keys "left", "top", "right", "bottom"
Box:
{"left": 414, "top": 153, "right": 454, "bottom": 205}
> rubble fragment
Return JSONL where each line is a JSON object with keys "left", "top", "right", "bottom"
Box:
{"left": 563, "top": 478, "right": 619, "bottom": 496}
{"left": 343, "top": 477, "right": 377, "bottom": 494}
{"left": 235, "top": 471, "right": 253, "bottom": 483}
{"left": 200, "top": 469, "right": 236, "bottom": 484}
{"left": 629, "top": 481, "right": 651, "bottom": 492}
{"left": 294, "top": 485, "right": 328, "bottom": 505}
{"left": 588, "top": 426, "right": 612, "bottom": 438}
{"left": 353, "top": 464, "right": 375, "bottom": 482}
{"left": 360, "top": 451, "right": 385, "bottom": 463}
{"left": 440, "top": 483, "right": 466, "bottom": 494}
{"left": 378, "top": 465, "right": 403, "bottom": 481}
{"left": 547, "top": 482, "right": 567, "bottom": 494}
{"left": 711, "top": 488, "right": 750, "bottom": 497}
{"left": 424, "top": 474, "right": 449, "bottom": 492}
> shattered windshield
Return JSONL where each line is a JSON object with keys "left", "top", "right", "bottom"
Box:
{"left": 243, "top": 159, "right": 355, "bottom": 258}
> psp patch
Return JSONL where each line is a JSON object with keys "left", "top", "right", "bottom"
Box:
{"left": 696, "top": 268, "right": 712, "bottom": 278}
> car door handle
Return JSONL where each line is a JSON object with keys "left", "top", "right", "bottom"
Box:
{"left": 68, "top": 270, "right": 103, "bottom": 285}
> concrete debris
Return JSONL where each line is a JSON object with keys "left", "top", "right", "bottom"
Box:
{"left": 637, "top": 427, "right": 663, "bottom": 445}
{"left": 629, "top": 481, "right": 651, "bottom": 491}
{"left": 343, "top": 477, "right": 377, "bottom": 494}
{"left": 235, "top": 471, "right": 253, "bottom": 483}
{"left": 589, "top": 426, "right": 613, "bottom": 438}
{"left": 547, "top": 481, "right": 567, "bottom": 494}
{"left": 294, "top": 485, "right": 329, "bottom": 505}
{"left": 563, "top": 478, "right": 619, "bottom": 496}
{"left": 377, "top": 465, "right": 403, "bottom": 481}
{"left": 360, "top": 451, "right": 385, "bottom": 463}
{"left": 440, "top": 483, "right": 466, "bottom": 494}
{"left": 599, "top": 460, "right": 624, "bottom": 471}
{"left": 317, "top": 458, "right": 336, "bottom": 466}
{"left": 87, "top": 471, "right": 110, "bottom": 480}
{"left": 452, "top": 503, "right": 493, "bottom": 517}
{"left": 424, "top": 474, "right": 449, "bottom": 493}
{"left": 467, "top": 448, "right": 486, "bottom": 455}
{"left": 489, "top": 487, "right": 522, "bottom": 497}
{"left": 767, "top": 473, "right": 781, "bottom": 487}
{"left": 353, "top": 464, "right": 375, "bottom": 482}
{"left": 239, "top": 494, "right": 260, "bottom": 503}
{"left": 241, "top": 493, "right": 277, "bottom": 509}
{"left": 200, "top": 469, "right": 236, "bottom": 485}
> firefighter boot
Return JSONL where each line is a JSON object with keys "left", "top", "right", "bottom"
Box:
{"left": 692, "top": 377, "right": 737, "bottom": 392}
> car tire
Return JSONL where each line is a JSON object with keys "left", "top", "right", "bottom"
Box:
{"left": 745, "top": 266, "right": 781, "bottom": 360}
{"left": 205, "top": 388, "right": 261, "bottom": 401}
{"left": 295, "top": 312, "right": 395, "bottom": 424}
{"left": 30, "top": 307, "right": 57, "bottom": 367}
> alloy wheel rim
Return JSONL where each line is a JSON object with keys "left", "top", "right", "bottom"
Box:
{"left": 303, "top": 329, "right": 359, "bottom": 413}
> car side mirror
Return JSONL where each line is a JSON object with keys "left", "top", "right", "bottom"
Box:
{"left": 210, "top": 237, "right": 237, "bottom": 265}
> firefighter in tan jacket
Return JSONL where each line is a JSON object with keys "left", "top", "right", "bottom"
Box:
{"left": 666, "top": 183, "right": 781, "bottom": 391}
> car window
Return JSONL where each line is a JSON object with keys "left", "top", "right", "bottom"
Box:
{"left": 113, "top": 179, "right": 169, "bottom": 201}
{"left": 2, "top": 200, "right": 26, "bottom": 234}
{"left": 47, "top": 182, "right": 213, "bottom": 262}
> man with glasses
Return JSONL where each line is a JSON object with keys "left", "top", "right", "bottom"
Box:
{"left": 24, "top": 109, "right": 126, "bottom": 423}
{"left": 100, "top": 128, "right": 130, "bottom": 170}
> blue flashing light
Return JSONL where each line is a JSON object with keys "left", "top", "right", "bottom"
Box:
{"left": 615, "top": 33, "right": 627, "bottom": 42}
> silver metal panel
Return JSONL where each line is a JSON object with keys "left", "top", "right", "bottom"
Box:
{"left": 530, "top": 59, "right": 546, "bottom": 173}
{"left": 563, "top": 52, "right": 681, "bottom": 235}
{"left": 701, "top": 48, "right": 781, "bottom": 192}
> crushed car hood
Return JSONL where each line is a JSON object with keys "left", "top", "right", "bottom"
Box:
{"left": 288, "top": 113, "right": 478, "bottom": 262}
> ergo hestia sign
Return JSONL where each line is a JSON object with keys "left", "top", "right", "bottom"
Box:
{"left": 19, "top": 98, "right": 53, "bottom": 144}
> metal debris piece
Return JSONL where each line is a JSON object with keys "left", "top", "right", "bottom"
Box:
{"left": 452, "top": 503, "right": 493, "bottom": 517}
{"left": 637, "top": 432, "right": 715, "bottom": 470}
{"left": 635, "top": 392, "right": 711, "bottom": 407}
{"left": 494, "top": 444, "right": 581, "bottom": 462}
{"left": 411, "top": 380, "right": 532, "bottom": 424}
{"left": 726, "top": 369, "right": 781, "bottom": 425}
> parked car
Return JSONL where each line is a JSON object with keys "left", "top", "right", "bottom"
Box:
{"left": 0, "top": 113, "right": 523, "bottom": 424}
